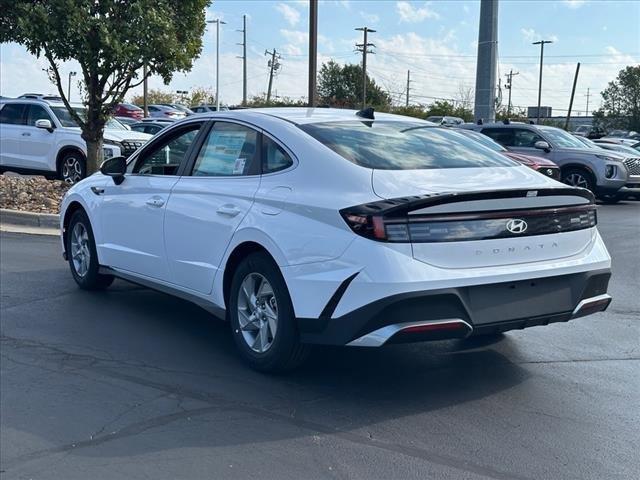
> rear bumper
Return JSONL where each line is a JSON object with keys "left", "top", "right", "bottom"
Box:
{"left": 298, "top": 269, "right": 611, "bottom": 346}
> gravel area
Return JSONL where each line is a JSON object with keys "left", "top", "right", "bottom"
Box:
{"left": 0, "top": 175, "right": 69, "bottom": 214}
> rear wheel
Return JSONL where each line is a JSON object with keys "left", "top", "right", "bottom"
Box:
{"left": 561, "top": 168, "right": 594, "bottom": 192}
{"left": 229, "top": 252, "right": 310, "bottom": 372}
{"left": 66, "top": 209, "right": 114, "bottom": 290}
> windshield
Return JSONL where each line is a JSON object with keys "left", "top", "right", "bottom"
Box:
{"left": 51, "top": 106, "right": 127, "bottom": 130}
{"left": 540, "top": 126, "right": 592, "bottom": 149}
{"left": 300, "top": 121, "right": 516, "bottom": 170}
{"left": 574, "top": 136, "right": 599, "bottom": 149}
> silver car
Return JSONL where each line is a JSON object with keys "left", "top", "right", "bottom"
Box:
{"left": 464, "top": 123, "right": 634, "bottom": 202}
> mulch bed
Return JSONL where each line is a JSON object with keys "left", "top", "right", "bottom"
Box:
{"left": 0, "top": 174, "right": 70, "bottom": 214}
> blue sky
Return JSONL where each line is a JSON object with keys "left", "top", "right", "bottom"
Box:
{"left": 1, "top": 0, "right": 638, "bottom": 114}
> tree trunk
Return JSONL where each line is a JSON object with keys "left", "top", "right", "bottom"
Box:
{"left": 82, "top": 128, "right": 104, "bottom": 174}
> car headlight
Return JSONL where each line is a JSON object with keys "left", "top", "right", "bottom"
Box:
{"left": 102, "top": 147, "right": 114, "bottom": 159}
{"left": 103, "top": 139, "right": 121, "bottom": 147}
{"left": 595, "top": 154, "right": 622, "bottom": 163}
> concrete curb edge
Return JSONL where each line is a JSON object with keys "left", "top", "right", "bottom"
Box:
{"left": 0, "top": 209, "right": 60, "bottom": 230}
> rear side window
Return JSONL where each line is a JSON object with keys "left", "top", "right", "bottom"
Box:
{"left": 0, "top": 103, "right": 27, "bottom": 125}
{"left": 482, "top": 128, "right": 515, "bottom": 147}
{"left": 191, "top": 122, "right": 259, "bottom": 176}
{"left": 300, "top": 121, "right": 515, "bottom": 170}
{"left": 513, "top": 129, "right": 545, "bottom": 147}
{"left": 262, "top": 136, "right": 293, "bottom": 173}
{"left": 26, "top": 105, "right": 53, "bottom": 126}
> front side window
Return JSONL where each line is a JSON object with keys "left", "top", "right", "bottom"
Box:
{"left": 512, "top": 129, "right": 545, "bottom": 148}
{"left": 133, "top": 124, "right": 201, "bottom": 175}
{"left": 300, "top": 121, "right": 515, "bottom": 170}
{"left": 0, "top": 103, "right": 27, "bottom": 125}
{"left": 26, "top": 105, "right": 53, "bottom": 126}
{"left": 482, "top": 128, "right": 515, "bottom": 147}
{"left": 191, "top": 122, "right": 258, "bottom": 176}
{"left": 263, "top": 136, "right": 293, "bottom": 173}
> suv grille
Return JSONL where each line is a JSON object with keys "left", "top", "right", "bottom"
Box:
{"left": 121, "top": 139, "right": 146, "bottom": 157}
{"left": 623, "top": 158, "right": 640, "bottom": 176}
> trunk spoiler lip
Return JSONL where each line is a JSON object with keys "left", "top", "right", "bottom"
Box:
{"left": 342, "top": 187, "right": 595, "bottom": 218}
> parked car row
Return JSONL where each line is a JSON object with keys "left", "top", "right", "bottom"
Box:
{"left": 0, "top": 98, "right": 151, "bottom": 183}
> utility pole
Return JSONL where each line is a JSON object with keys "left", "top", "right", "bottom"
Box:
{"left": 533, "top": 39, "right": 553, "bottom": 124}
{"left": 265, "top": 49, "right": 281, "bottom": 103}
{"left": 504, "top": 70, "right": 519, "bottom": 117}
{"left": 585, "top": 88, "right": 591, "bottom": 116}
{"left": 207, "top": 19, "right": 226, "bottom": 110}
{"left": 405, "top": 70, "right": 411, "bottom": 107}
{"left": 565, "top": 62, "right": 581, "bottom": 131}
{"left": 142, "top": 64, "right": 148, "bottom": 117}
{"left": 473, "top": 0, "right": 499, "bottom": 124}
{"left": 308, "top": 0, "right": 318, "bottom": 107}
{"left": 67, "top": 71, "right": 76, "bottom": 102}
{"left": 355, "top": 27, "right": 376, "bottom": 109}
{"left": 237, "top": 15, "right": 247, "bottom": 106}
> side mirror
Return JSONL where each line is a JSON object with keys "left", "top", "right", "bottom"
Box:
{"left": 534, "top": 140, "right": 551, "bottom": 152}
{"left": 100, "top": 156, "right": 127, "bottom": 185}
{"left": 35, "top": 119, "right": 53, "bottom": 132}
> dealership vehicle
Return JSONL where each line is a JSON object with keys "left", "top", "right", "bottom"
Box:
{"left": 573, "top": 124, "right": 605, "bottom": 139}
{"left": 454, "top": 127, "right": 560, "bottom": 180}
{"left": 425, "top": 115, "right": 465, "bottom": 126}
{"left": 191, "top": 104, "right": 229, "bottom": 113}
{"left": 60, "top": 108, "right": 612, "bottom": 371}
{"left": 0, "top": 99, "right": 151, "bottom": 183}
{"left": 114, "top": 103, "right": 144, "bottom": 120}
{"left": 147, "top": 104, "right": 186, "bottom": 120}
{"left": 574, "top": 136, "right": 640, "bottom": 201}
{"left": 464, "top": 122, "right": 631, "bottom": 200}
{"left": 159, "top": 103, "right": 195, "bottom": 116}
{"left": 130, "top": 120, "right": 169, "bottom": 135}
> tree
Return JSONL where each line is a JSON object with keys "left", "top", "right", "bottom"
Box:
{"left": 185, "top": 86, "right": 217, "bottom": 107}
{"left": 592, "top": 65, "right": 640, "bottom": 132}
{"left": 130, "top": 89, "right": 175, "bottom": 106}
{"left": 423, "top": 100, "right": 473, "bottom": 122}
{"left": 245, "top": 95, "right": 306, "bottom": 108}
{"left": 317, "top": 60, "right": 391, "bottom": 109}
{"left": 0, "top": 0, "right": 210, "bottom": 174}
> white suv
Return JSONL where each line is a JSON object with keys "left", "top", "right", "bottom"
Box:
{"left": 0, "top": 99, "right": 151, "bottom": 183}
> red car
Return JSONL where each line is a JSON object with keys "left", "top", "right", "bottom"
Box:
{"left": 114, "top": 103, "right": 144, "bottom": 119}
{"left": 455, "top": 128, "right": 561, "bottom": 180}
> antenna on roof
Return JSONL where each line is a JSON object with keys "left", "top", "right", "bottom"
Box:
{"left": 356, "top": 107, "right": 374, "bottom": 120}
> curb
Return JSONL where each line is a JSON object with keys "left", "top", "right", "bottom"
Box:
{"left": 0, "top": 209, "right": 60, "bottom": 230}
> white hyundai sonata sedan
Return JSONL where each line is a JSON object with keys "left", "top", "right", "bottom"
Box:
{"left": 60, "top": 108, "right": 612, "bottom": 371}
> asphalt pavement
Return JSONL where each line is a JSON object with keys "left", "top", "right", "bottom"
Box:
{"left": 1, "top": 201, "right": 639, "bottom": 480}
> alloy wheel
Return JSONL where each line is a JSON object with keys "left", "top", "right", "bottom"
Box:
{"left": 237, "top": 273, "right": 278, "bottom": 353}
{"left": 62, "top": 156, "right": 83, "bottom": 184}
{"left": 565, "top": 172, "right": 589, "bottom": 189}
{"left": 70, "top": 222, "right": 90, "bottom": 277}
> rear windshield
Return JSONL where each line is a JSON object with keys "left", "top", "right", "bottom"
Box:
{"left": 300, "top": 121, "right": 516, "bottom": 170}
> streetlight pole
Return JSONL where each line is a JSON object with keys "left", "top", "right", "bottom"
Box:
{"left": 207, "top": 19, "right": 226, "bottom": 111}
{"left": 532, "top": 39, "right": 553, "bottom": 124}
{"left": 67, "top": 71, "right": 76, "bottom": 101}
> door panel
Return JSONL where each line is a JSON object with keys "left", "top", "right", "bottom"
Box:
{"left": 0, "top": 103, "right": 27, "bottom": 167}
{"left": 164, "top": 121, "right": 261, "bottom": 295}
{"left": 23, "top": 105, "right": 57, "bottom": 171}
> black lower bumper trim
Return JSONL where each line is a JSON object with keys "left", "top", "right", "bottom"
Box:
{"left": 298, "top": 269, "right": 611, "bottom": 346}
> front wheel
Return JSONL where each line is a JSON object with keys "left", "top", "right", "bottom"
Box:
{"left": 59, "top": 152, "right": 86, "bottom": 184}
{"left": 66, "top": 209, "right": 114, "bottom": 290}
{"left": 229, "top": 252, "right": 310, "bottom": 372}
{"left": 561, "top": 168, "right": 595, "bottom": 192}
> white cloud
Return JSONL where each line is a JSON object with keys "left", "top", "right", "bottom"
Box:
{"left": 521, "top": 28, "right": 558, "bottom": 44}
{"left": 562, "top": 0, "right": 587, "bottom": 9}
{"left": 396, "top": 1, "right": 440, "bottom": 23}
{"left": 275, "top": 3, "right": 301, "bottom": 26}
{"left": 360, "top": 11, "right": 380, "bottom": 24}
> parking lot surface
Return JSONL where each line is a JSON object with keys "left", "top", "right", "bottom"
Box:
{"left": 1, "top": 201, "right": 639, "bottom": 480}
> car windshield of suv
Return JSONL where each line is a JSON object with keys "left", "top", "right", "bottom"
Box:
{"left": 300, "top": 121, "right": 516, "bottom": 170}
{"left": 540, "top": 126, "right": 591, "bottom": 149}
{"left": 51, "top": 106, "right": 126, "bottom": 130}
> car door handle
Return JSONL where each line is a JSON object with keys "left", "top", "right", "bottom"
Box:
{"left": 21, "top": 132, "right": 31, "bottom": 137}
{"left": 216, "top": 205, "right": 241, "bottom": 217}
{"left": 90, "top": 186, "right": 105, "bottom": 195}
{"left": 145, "top": 197, "right": 165, "bottom": 208}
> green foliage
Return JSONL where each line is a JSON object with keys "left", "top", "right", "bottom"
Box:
{"left": 245, "top": 95, "right": 307, "bottom": 108}
{"left": 592, "top": 65, "right": 640, "bottom": 132}
{"left": 317, "top": 60, "right": 391, "bottom": 109}
{"left": 422, "top": 100, "right": 473, "bottom": 122}
{"left": 185, "top": 86, "right": 217, "bottom": 107}
{"left": 0, "top": 0, "right": 210, "bottom": 172}
{"left": 391, "top": 105, "right": 428, "bottom": 119}
{"left": 495, "top": 106, "right": 528, "bottom": 123}
{"left": 130, "top": 89, "right": 176, "bottom": 106}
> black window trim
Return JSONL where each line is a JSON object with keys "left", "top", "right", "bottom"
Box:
{"left": 126, "top": 119, "right": 210, "bottom": 177}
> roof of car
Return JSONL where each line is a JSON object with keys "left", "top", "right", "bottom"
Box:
{"left": 211, "top": 107, "right": 434, "bottom": 126}
{"left": 0, "top": 98, "right": 85, "bottom": 109}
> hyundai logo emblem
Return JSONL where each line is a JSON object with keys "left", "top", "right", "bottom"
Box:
{"left": 506, "top": 218, "right": 528, "bottom": 234}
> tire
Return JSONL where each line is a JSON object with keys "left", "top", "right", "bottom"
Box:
{"left": 597, "top": 192, "right": 624, "bottom": 204}
{"left": 228, "top": 252, "right": 310, "bottom": 373}
{"left": 59, "top": 151, "right": 86, "bottom": 184}
{"left": 561, "top": 168, "right": 595, "bottom": 192}
{"left": 66, "top": 209, "right": 114, "bottom": 290}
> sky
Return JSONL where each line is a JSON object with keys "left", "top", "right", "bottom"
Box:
{"left": 0, "top": 0, "right": 638, "bottom": 116}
